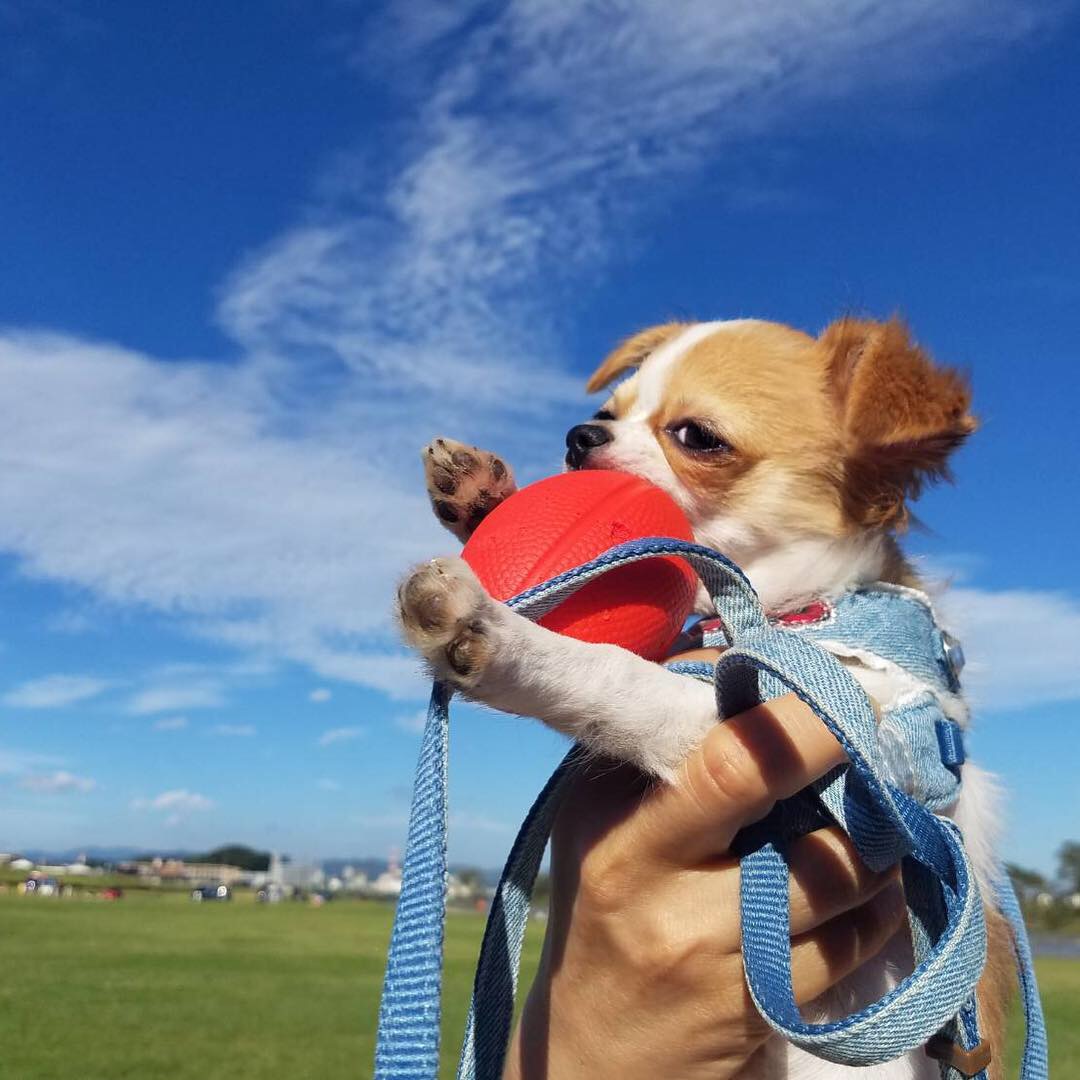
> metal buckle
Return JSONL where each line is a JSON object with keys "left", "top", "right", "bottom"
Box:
{"left": 942, "top": 630, "right": 966, "bottom": 682}
{"left": 925, "top": 1034, "right": 992, "bottom": 1076}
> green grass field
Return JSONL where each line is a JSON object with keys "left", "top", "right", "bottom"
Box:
{"left": 0, "top": 891, "right": 1074, "bottom": 1078}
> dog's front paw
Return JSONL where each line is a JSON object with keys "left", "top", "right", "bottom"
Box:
{"left": 423, "top": 438, "right": 516, "bottom": 543}
{"left": 397, "top": 557, "right": 496, "bottom": 687}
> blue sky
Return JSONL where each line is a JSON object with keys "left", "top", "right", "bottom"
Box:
{"left": 1, "top": 1, "right": 1078, "bottom": 875}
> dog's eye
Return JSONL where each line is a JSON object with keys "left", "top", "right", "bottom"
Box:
{"left": 593, "top": 408, "right": 616, "bottom": 421}
{"left": 668, "top": 421, "right": 729, "bottom": 453}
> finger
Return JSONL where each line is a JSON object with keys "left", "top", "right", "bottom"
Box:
{"left": 637, "top": 693, "right": 847, "bottom": 866}
{"left": 789, "top": 880, "right": 908, "bottom": 1005}
{"left": 787, "top": 828, "right": 900, "bottom": 937}
{"left": 638, "top": 828, "right": 896, "bottom": 951}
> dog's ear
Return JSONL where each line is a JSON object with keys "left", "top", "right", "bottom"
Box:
{"left": 586, "top": 322, "right": 686, "bottom": 393}
{"left": 820, "top": 317, "right": 977, "bottom": 529}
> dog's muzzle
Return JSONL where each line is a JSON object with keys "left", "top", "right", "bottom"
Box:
{"left": 565, "top": 423, "right": 613, "bottom": 469}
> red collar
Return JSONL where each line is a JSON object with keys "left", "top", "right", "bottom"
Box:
{"left": 769, "top": 598, "right": 833, "bottom": 626}
{"left": 694, "top": 599, "right": 832, "bottom": 638}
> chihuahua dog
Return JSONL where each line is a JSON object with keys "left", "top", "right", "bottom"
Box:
{"left": 397, "top": 317, "right": 1012, "bottom": 1079}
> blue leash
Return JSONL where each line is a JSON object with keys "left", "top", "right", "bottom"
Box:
{"left": 374, "top": 538, "right": 1047, "bottom": 1079}
{"left": 373, "top": 682, "right": 451, "bottom": 1079}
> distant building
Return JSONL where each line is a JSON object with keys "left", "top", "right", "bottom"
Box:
{"left": 134, "top": 857, "right": 252, "bottom": 886}
{"left": 371, "top": 851, "right": 402, "bottom": 897}
{"left": 342, "top": 867, "right": 370, "bottom": 893}
{"left": 447, "top": 873, "right": 483, "bottom": 902}
{"left": 263, "top": 852, "right": 325, "bottom": 893}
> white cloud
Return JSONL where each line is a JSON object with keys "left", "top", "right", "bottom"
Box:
{"left": 45, "top": 609, "right": 97, "bottom": 634}
{"left": 316, "top": 777, "right": 341, "bottom": 791}
{"left": 131, "top": 789, "right": 214, "bottom": 813}
{"left": 126, "top": 683, "right": 225, "bottom": 716}
{"left": 20, "top": 770, "right": 96, "bottom": 794}
{"left": 317, "top": 726, "right": 366, "bottom": 747}
{"left": 941, "top": 586, "right": 1080, "bottom": 712}
{"left": 3, "top": 673, "right": 111, "bottom": 709}
{"left": 0, "top": 747, "right": 61, "bottom": 776}
{"left": 153, "top": 715, "right": 189, "bottom": 731}
{"left": 395, "top": 710, "right": 428, "bottom": 735}
{"left": 0, "top": 1, "right": 1063, "bottom": 705}
{"left": 309, "top": 687, "right": 332, "bottom": 703}
{"left": 209, "top": 723, "right": 256, "bottom": 738}
{"left": 449, "top": 810, "right": 511, "bottom": 835}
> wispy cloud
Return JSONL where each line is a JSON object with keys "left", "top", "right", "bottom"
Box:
{"left": 0, "top": 747, "right": 61, "bottom": 775}
{"left": 394, "top": 710, "right": 427, "bottom": 735}
{"left": 0, "top": 1, "right": 1063, "bottom": 704}
{"left": 126, "top": 682, "right": 225, "bottom": 716}
{"left": 131, "top": 789, "right": 214, "bottom": 813}
{"left": 317, "top": 726, "right": 365, "bottom": 747}
{"left": 309, "top": 687, "right": 332, "bottom": 703}
{"left": 3, "top": 673, "right": 111, "bottom": 709}
{"left": 941, "top": 586, "right": 1080, "bottom": 712}
{"left": 316, "top": 777, "right": 341, "bottom": 792}
{"left": 152, "top": 715, "right": 189, "bottom": 732}
{"left": 208, "top": 723, "right": 256, "bottom": 738}
{"left": 449, "top": 810, "right": 511, "bottom": 836}
{"left": 20, "top": 770, "right": 96, "bottom": 794}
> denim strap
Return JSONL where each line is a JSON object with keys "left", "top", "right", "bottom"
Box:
{"left": 993, "top": 866, "right": 1049, "bottom": 1079}
{"left": 374, "top": 683, "right": 452, "bottom": 1079}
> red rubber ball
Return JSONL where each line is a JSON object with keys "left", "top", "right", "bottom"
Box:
{"left": 461, "top": 470, "right": 697, "bottom": 661}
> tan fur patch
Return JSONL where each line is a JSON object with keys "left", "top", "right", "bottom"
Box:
{"left": 659, "top": 322, "right": 845, "bottom": 534}
{"left": 977, "top": 900, "right": 1017, "bottom": 1080}
{"left": 819, "top": 317, "right": 977, "bottom": 529}
{"left": 595, "top": 316, "right": 976, "bottom": 547}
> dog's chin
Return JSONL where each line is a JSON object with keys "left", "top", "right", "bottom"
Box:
{"left": 564, "top": 455, "right": 612, "bottom": 473}
{"left": 568, "top": 446, "right": 694, "bottom": 510}
{"left": 566, "top": 447, "right": 660, "bottom": 480}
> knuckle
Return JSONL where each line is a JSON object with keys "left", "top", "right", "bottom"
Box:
{"left": 636, "top": 928, "right": 699, "bottom": 983}
{"left": 576, "top": 850, "right": 632, "bottom": 915}
{"left": 698, "top": 732, "right": 762, "bottom": 809}
{"left": 584, "top": 903, "right": 702, "bottom": 984}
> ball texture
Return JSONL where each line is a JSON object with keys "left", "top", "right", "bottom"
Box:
{"left": 461, "top": 470, "right": 697, "bottom": 661}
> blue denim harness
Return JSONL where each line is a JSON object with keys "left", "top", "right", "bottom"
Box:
{"left": 374, "top": 538, "right": 1047, "bottom": 1080}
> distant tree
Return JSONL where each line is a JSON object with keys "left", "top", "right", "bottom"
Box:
{"left": 455, "top": 868, "right": 485, "bottom": 893}
{"left": 199, "top": 844, "right": 270, "bottom": 871}
{"left": 1006, "top": 862, "right": 1048, "bottom": 903}
{"left": 1057, "top": 841, "right": 1080, "bottom": 893}
{"left": 531, "top": 872, "right": 551, "bottom": 906}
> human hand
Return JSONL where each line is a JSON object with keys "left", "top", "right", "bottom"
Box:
{"left": 502, "top": 693, "right": 907, "bottom": 1080}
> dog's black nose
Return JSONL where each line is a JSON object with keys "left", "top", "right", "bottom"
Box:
{"left": 565, "top": 423, "right": 613, "bottom": 469}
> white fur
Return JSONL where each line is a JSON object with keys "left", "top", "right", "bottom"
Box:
{"left": 733, "top": 534, "right": 891, "bottom": 614}
{"left": 584, "top": 417, "right": 685, "bottom": 504}
{"left": 399, "top": 558, "right": 719, "bottom": 779}
{"left": 470, "top": 609, "right": 719, "bottom": 777}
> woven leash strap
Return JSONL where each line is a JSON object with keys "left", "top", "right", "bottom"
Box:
{"left": 373, "top": 538, "right": 1046, "bottom": 1080}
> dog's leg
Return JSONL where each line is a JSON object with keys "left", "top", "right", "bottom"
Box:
{"left": 422, "top": 438, "right": 517, "bottom": 543}
{"left": 398, "top": 556, "right": 718, "bottom": 778}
